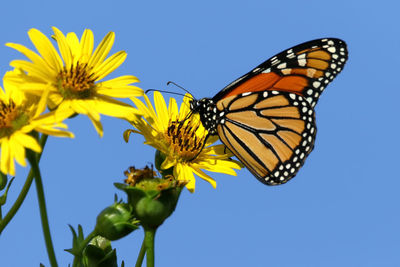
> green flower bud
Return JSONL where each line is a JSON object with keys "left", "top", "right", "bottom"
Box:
{"left": 84, "top": 236, "right": 119, "bottom": 267}
{"left": 115, "top": 166, "right": 186, "bottom": 229}
{"left": 95, "top": 202, "right": 139, "bottom": 241}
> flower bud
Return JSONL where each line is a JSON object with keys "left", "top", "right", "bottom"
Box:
{"left": 95, "top": 202, "right": 139, "bottom": 241}
{"left": 84, "top": 236, "right": 119, "bottom": 267}
{"left": 115, "top": 165, "right": 186, "bottom": 229}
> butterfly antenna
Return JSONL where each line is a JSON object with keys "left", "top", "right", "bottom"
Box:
{"left": 166, "top": 81, "right": 195, "bottom": 97}
{"left": 145, "top": 89, "right": 192, "bottom": 99}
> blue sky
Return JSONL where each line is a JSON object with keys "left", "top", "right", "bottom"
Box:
{"left": 1, "top": 0, "right": 399, "bottom": 266}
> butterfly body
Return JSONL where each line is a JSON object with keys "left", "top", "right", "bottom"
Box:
{"left": 190, "top": 38, "right": 348, "bottom": 185}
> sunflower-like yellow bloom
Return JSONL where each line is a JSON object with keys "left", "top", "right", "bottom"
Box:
{"left": 5, "top": 27, "right": 143, "bottom": 136}
{"left": 0, "top": 71, "right": 73, "bottom": 175}
{"left": 124, "top": 91, "right": 242, "bottom": 192}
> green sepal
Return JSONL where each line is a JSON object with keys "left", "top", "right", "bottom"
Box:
{"left": 65, "top": 224, "right": 86, "bottom": 257}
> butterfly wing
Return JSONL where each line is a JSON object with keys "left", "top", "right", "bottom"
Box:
{"left": 215, "top": 90, "right": 316, "bottom": 185}
{"left": 213, "top": 38, "right": 348, "bottom": 108}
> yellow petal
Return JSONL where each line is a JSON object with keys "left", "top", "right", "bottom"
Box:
{"left": 87, "top": 113, "right": 104, "bottom": 137}
{"left": 1, "top": 138, "right": 12, "bottom": 175}
{"left": 79, "top": 29, "right": 94, "bottom": 63}
{"left": 192, "top": 167, "right": 217, "bottom": 189}
{"left": 167, "top": 96, "right": 178, "bottom": 119}
{"left": 6, "top": 43, "right": 55, "bottom": 75}
{"left": 87, "top": 31, "right": 115, "bottom": 69}
{"left": 52, "top": 27, "right": 72, "bottom": 68}
{"left": 154, "top": 91, "right": 168, "bottom": 132}
{"left": 35, "top": 125, "right": 74, "bottom": 138}
{"left": 178, "top": 94, "right": 191, "bottom": 121}
{"left": 70, "top": 100, "right": 89, "bottom": 115}
{"left": 66, "top": 32, "right": 80, "bottom": 63}
{"left": 160, "top": 158, "right": 175, "bottom": 170}
{"left": 34, "top": 84, "right": 51, "bottom": 117}
{"left": 46, "top": 103, "right": 75, "bottom": 123}
{"left": 77, "top": 99, "right": 100, "bottom": 121}
{"left": 204, "top": 135, "right": 219, "bottom": 146}
{"left": 14, "top": 132, "right": 42, "bottom": 153}
{"left": 176, "top": 164, "right": 195, "bottom": 192}
{"left": 131, "top": 95, "right": 163, "bottom": 131}
{"left": 92, "top": 51, "right": 127, "bottom": 81}
{"left": 9, "top": 135, "right": 27, "bottom": 167}
{"left": 28, "top": 28, "right": 63, "bottom": 72}
{"left": 94, "top": 96, "right": 141, "bottom": 121}
{"left": 9, "top": 60, "right": 54, "bottom": 81}
{"left": 194, "top": 159, "right": 240, "bottom": 175}
{"left": 96, "top": 85, "right": 143, "bottom": 98}
{"left": 48, "top": 91, "right": 64, "bottom": 108}
{"left": 99, "top": 75, "right": 140, "bottom": 86}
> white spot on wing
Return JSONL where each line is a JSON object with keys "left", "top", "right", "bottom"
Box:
{"left": 313, "top": 81, "right": 321, "bottom": 88}
{"left": 298, "top": 58, "right": 307, "bottom": 66}
{"left": 262, "top": 68, "right": 271, "bottom": 73}
{"left": 327, "top": 46, "right": 336, "bottom": 53}
{"left": 277, "top": 62, "right": 287, "bottom": 69}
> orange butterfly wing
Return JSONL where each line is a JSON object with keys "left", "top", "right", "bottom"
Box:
{"left": 209, "top": 38, "right": 347, "bottom": 185}
{"left": 214, "top": 38, "right": 348, "bottom": 108}
{"left": 215, "top": 91, "right": 316, "bottom": 185}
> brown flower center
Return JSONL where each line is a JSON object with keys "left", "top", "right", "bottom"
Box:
{"left": 165, "top": 119, "right": 206, "bottom": 161}
{"left": 57, "top": 62, "right": 96, "bottom": 99}
{"left": 0, "top": 100, "right": 18, "bottom": 128}
{"left": 0, "top": 100, "right": 27, "bottom": 137}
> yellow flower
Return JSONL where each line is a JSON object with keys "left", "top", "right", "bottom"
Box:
{"left": 5, "top": 27, "right": 143, "bottom": 136}
{"left": 124, "top": 91, "right": 242, "bottom": 192}
{"left": 0, "top": 71, "right": 73, "bottom": 175}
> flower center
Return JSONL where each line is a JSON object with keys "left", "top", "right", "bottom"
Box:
{"left": 57, "top": 62, "right": 96, "bottom": 99}
{"left": 0, "top": 100, "right": 28, "bottom": 137}
{"left": 165, "top": 119, "right": 206, "bottom": 161}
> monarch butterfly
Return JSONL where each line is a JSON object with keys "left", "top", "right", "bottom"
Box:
{"left": 190, "top": 38, "right": 348, "bottom": 185}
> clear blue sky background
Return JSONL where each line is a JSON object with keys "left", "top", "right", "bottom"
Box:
{"left": 0, "top": 1, "right": 399, "bottom": 266}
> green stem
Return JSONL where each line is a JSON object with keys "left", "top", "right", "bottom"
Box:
{"left": 0, "top": 134, "right": 48, "bottom": 234}
{"left": 135, "top": 239, "right": 146, "bottom": 267}
{"left": 27, "top": 148, "right": 58, "bottom": 267}
{"left": 72, "top": 230, "right": 98, "bottom": 267}
{"left": 144, "top": 228, "right": 156, "bottom": 267}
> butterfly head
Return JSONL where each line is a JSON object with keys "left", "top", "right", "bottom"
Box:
{"left": 189, "top": 97, "right": 221, "bottom": 135}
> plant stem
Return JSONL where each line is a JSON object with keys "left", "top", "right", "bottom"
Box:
{"left": 135, "top": 239, "right": 146, "bottom": 267}
{"left": 144, "top": 228, "right": 156, "bottom": 267}
{"left": 72, "top": 230, "right": 98, "bottom": 267}
{"left": 27, "top": 148, "right": 58, "bottom": 267}
{"left": 0, "top": 134, "right": 48, "bottom": 234}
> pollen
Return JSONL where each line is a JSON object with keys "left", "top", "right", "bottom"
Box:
{"left": 57, "top": 62, "right": 96, "bottom": 99}
{"left": 0, "top": 100, "right": 23, "bottom": 135}
{"left": 165, "top": 119, "right": 207, "bottom": 161}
